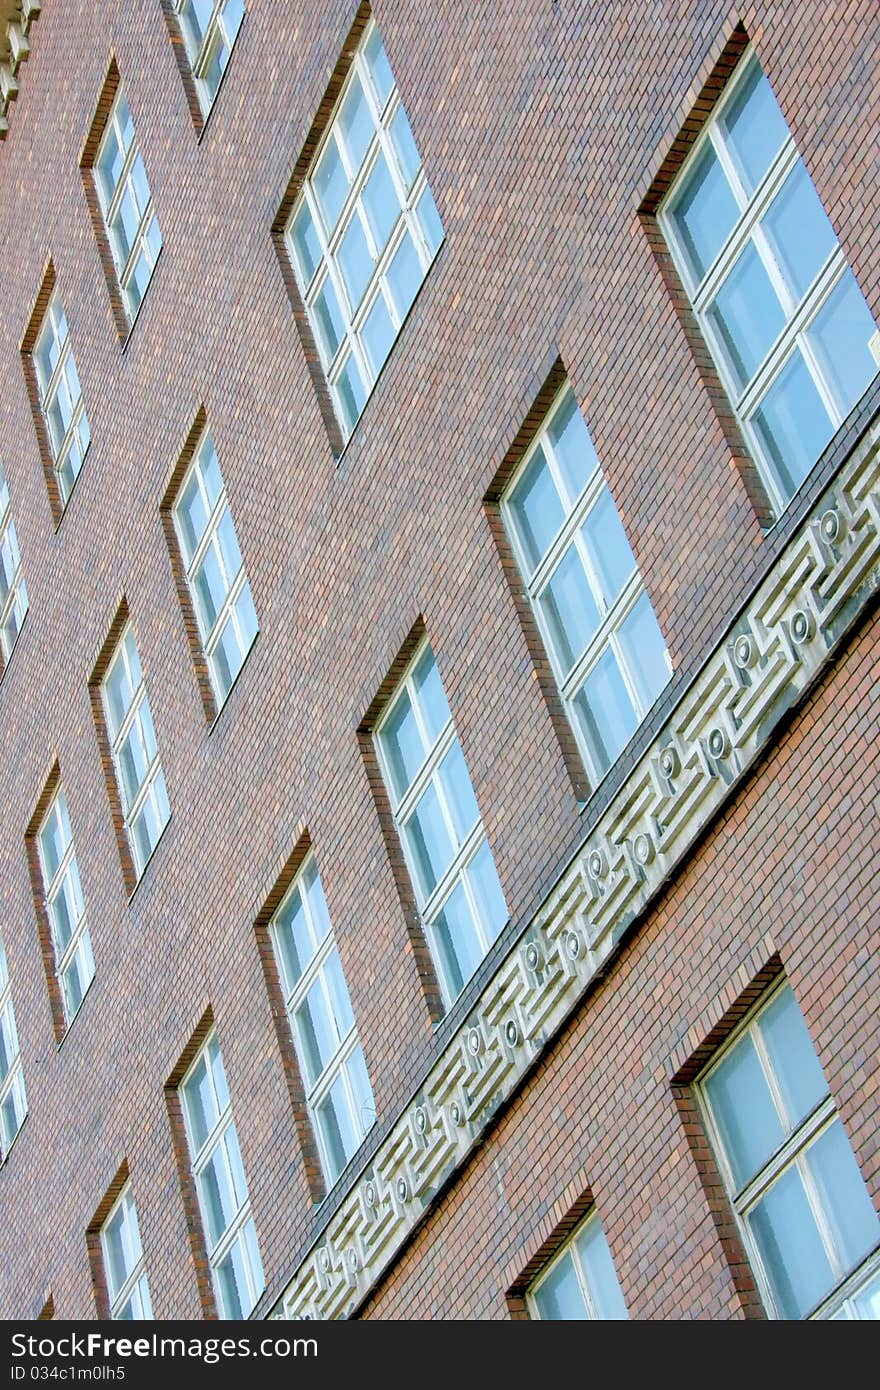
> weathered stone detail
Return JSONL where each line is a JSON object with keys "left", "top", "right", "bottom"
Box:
{"left": 272, "top": 418, "right": 880, "bottom": 1319}
{"left": 0, "top": 1, "right": 39, "bottom": 141}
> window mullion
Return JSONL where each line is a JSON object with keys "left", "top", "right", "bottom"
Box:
{"left": 392, "top": 719, "right": 456, "bottom": 822}
{"left": 420, "top": 821, "right": 485, "bottom": 924}
{"left": 558, "top": 571, "right": 644, "bottom": 704}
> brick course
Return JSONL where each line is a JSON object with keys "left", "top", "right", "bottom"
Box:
{"left": 0, "top": 0, "right": 876, "bottom": 1318}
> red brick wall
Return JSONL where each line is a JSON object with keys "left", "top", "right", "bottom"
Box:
{"left": 0, "top": 0, "right": 876, "bottom": 1317}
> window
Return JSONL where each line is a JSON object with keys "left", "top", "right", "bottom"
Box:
{"left": 94, "top": 88, "right": 162, "bottom": 323}
{"left": 528, "top": 1208, "right": 628, "bottom": 1320}
{"left": 36, "top": 788, "right": 96, "bottom": 1026}
{"left": 0, "top": 468, "right": 28, "bottom": 665}
{"left": 100, "top": 1184, "right": 153, "bottom": 1320}
{"left": 102, "top": 625, "right": 170, "bottom": 879}
{"left": 32, "top": 290, "right": 91, "bottom": 508}
{"left": 660, "top": 52, "right": 879, "bottom": 513}
{"left": 270, "top": 854, "right": 375, "bottom": 1187}
{"left": 502, "top": 387, "right": 672, "bottom": 785}
{"left": 375, "top": 641, "right": 508, "bottom": 1006}
{"left": 180, "top": 1031, "right": 264, "bottom": 1318}
{"left": 0, "top": 935, "right": 27, "bottom": 1162}
{"left": 285, "top": 18, "right": 444, "bottom": 440}
{"left": 172, "top": 430, "right": 258, "bottom": 708}
{"left": 699, "top": 981, "right": 880, "bottom": 1319}
{"left": 175, "top": 0, "right": 245, "bottom": 116}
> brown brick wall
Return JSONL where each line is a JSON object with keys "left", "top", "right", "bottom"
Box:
{"left": 0, "top": 0, "right": 876, "bottom": 1318}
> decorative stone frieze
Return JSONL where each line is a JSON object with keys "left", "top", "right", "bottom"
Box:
{"left": 272, "top": 413, "right": 880, "bottom": 1319}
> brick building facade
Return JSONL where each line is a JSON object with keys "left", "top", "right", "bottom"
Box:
{"left": 0, "top": 0, "right": 878, "bottom": 1321}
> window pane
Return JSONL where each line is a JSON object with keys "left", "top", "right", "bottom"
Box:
{"left": 808, "top": 272, "right": 878, "bottom": 417}
{"left": 574, "top": 648, "right": 638, "bottom": 777}
{"left": 313, "top": 277, "right": 345, "bottom": 360}
{"left": 195, "top": 545, "right": 226, "bottom": 630}
{"left": 233, "top": 581, "right": 258, "bottom": 652}
{"left": 177, "top": 470, "right": 209, "bottom": 563}
{"left": 723, "top": 62, "right": 789, "bottom": 194}
{"left": 437, "top": 741, "right": 480, "bottom": 843}
{"left": 296, "top": 979, "right": 339, "bottom": 1085}
{"left": 337, "top": 211, "right": 373, "bottom": 309}
{"left": 40, "top": 807, "right": 66, "bottom": 884}
{"left": 853, "top": 1269, "right": 880, "bottom": 1320}
{"left": 183, "top": 1056, "right": 215, "bottom": 1152}
{"left": 381, "top": 687, "right": 424, "bottom": 801}
{"left": 670, "top": 143, "right": 739, "bottom": 281}
{"left": 291, "top": 201, "right": 320, "bottom": 285}
{"left": 362, "top": 293, "right": 395, "bottom": 373}
{"left": 345, "top": 1044, "right": 375, "bottom": 1135}
{"left": 539, "top": 544, "right": 600, "bottom": 674}
{"left": 758, "top": 987, "right": 827, "bottom": 1130}
{"left": 323, "top": 949, "right": 355, "bottom": 1041}
{"left": 389, "top": 104, "right": 420, "bottom": 190}
{"left": 103, "top": 1209, "right": 129, "bottom": 1299}
{"left": 704, "top": 1032, "right": 784, "bottom": 1190}
{"left": 214, "top": 1240, "right": 247, "bottom": 1318}
{"left": 385, "top": 231, "right": 422, "bottom": 321}
{"left": 465, "top": 840, "right": 507, "bottom": 941}
{"left": 416, "top": 185, "right": 443, "bottom": 256}
{"left": 200, "top": 1146, "right": 237, "bottom": 1248}
{"left": 616, "top": 592, "right": 669, "bottom": 712}
{"left": 303, "top": 861, "right": 332, "bottom": 943}
{"left": 807, "top": 1120, "right": 880, "bottom": 1274}
{"left": 533, "top": 1251, "right": 588, "bottom": 1320}
{"left": 335, "top": 353, "right": 367, "bottom": 434}
{"left": 748, "top": 1165, "right": 835, "bottom": 1318}
{"left": 547, "top": 392, "right": 598, "bottom": 502}
{"left": 404, "top": 781, "right": 454, "bottom": 900}
{"left": 316, "top": 1085, "right": 348, "bottom": 1183}
{"left": 325, "top": 1071, "right": 360, "bottom": 1164}
{"left": 432, "top": 880, "right": 483, "bottom": 999}
{"left": 364, "top": 28, "right": 394, "bottom": 109}
{"left": 361, "top": 150, "right": 400, "bottom": 251}
{"left": 580, "top": 489, "right": 636, "bottom": 608}
{"left": 412, "top": 647, "right": 451, "bottom": 744}
{"left": 509, "top": 445, "right": 565, "bottom": 573}
{"left": 313, "top": 134, "right": 348, "bottom": 232}
{"left": 710, "top": 242, "right": 786, "bottom": 389}
{"left": 752, "top": 349, "right": 834, "bottom": 499}
{"left": 273, "top": 885, "right": 312, "bottom": 991}
{"left": 576, "top": 1217, "right": 629, "bottom": 1320}
{"left": 339, "top": 73, "right": 374, "bottom": 169}
{"left": 761, "top": 162, "right": 837, "bottom": 299}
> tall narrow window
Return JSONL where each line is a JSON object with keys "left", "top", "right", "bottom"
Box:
{"left": 0, "top": 936, "right": 27, "bottom": 1162}
{"left": 0, "top": 467, "right": 29, "bottom": 665}
{"left": 175, "top": 0, "right": 245, "bottom": 116}
{"left": 699, "top": 981, "right": 880, "bottom": 1319}
{"left": 36, "top": 787, "right": 96, "bottom": 1025}
{"left": 660, "top": 51, "right": 879, "bottom": 513}
{"left": 94, "top": 88, "right": 163, "bottom": 324}
{"left": 172, "top": 430, "right": 258, "bottom": 709}
{"left": 100, "top": 1184, "right": 153, "bottom": 1320}
{"left": 285, "top": 17, "right": 444, "bottom": 440}
{"left": 502, "top": 387, "right": 672, "bottom": 786}
{"left": 270, "top": 854, "right": 375, "bottom": 1187}
{"left": 375, "top": 641, "right": 508, "bottom": 1006}
{"left": 528, "top": 1209, "right": 628, "bottom": 1320}
{"left": 180, "top": 1031, "right": 264, "bottom": 1318}
{"left": 32, "top": 291, "right": 91, "bottom": 508}
{"left": 102, "top": 625, "right": 170, "bottom": 879}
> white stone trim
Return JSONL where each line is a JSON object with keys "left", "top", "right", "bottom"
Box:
{"left": 0, "top": 1, "right": 38, "bottom": 141}
{"left": 271, "top": 407, "right": 880, "bottom": 1320}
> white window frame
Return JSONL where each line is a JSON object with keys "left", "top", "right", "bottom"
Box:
{"left": 94, "top": 89, "right": 162, "bottom": 323}
{"left": 658, "top": 49, "right": 879, "bottom": 517}
{"left": 0, "top": 470, "right": 29, "bottom": 665}
{"left": 285, "top": 17, "right": 443, "bottom": 441}
{"left": 374, "top": 638, "right": 506, "bottom": 1007}
{"left": 175, "top": 0, "right": 245, "bottom": 117}
{"left": 171, "top": 430, "right": 257, "bottom": 710}
{"left": 0, "top": 937, "right": 27, "bottom": 1162}
{"left": 36, "top": 787, "right": 96, "bottom": 1027}
{"left": 180, "top": 1031, "right": 263, "bottom": 1318}
{"left": 527, "top": 1207, "right": 628, "bottom": 1320}
{"left": 100, "top": 1182, "right": 153, "bottom": 1321}
{"left": 269, "top": 853, "right": 375, "bottom": 1187}
{"left": 101, "top": 624, "right": 170, "bottom": 880}
{"left": 501, "top": 387, "right": 673, "bottom": 787}
{"left": 697, "top": 980, "right": 880, "bottom": 1320}
{"left": 32, "top": 289, "right": 91, "bottom": 507}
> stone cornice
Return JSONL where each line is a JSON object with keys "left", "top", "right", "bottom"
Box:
{"left": 269, "top": 392, "right": 880, "bottom": 1320}
{"left": 0, "top": 2, "right": 39, "bottom": 141}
